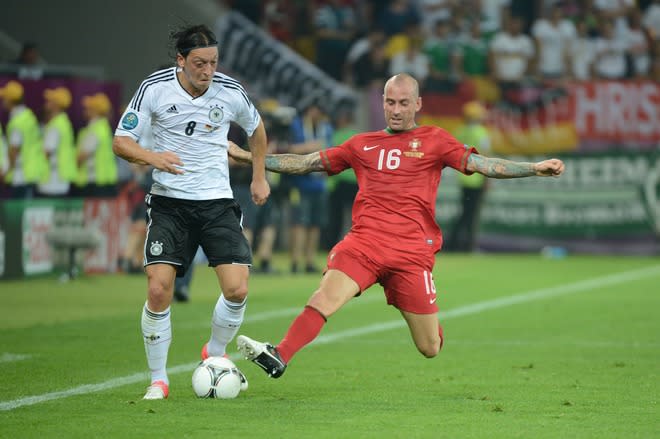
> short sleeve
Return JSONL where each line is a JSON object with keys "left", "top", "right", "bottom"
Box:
{"left": 319, "top": 140, "right": 353, "bottom": 176}
{"left": 233, "top": 90, "right": 261, "bottom": 137}
{"left": 439, "top": 128, "right": 478, "bottom": 174}
{"left": 115, "top": 83, "right": 153, "bottom": 141}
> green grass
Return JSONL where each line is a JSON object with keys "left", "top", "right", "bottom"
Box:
{"left": 0, "top": 254, "right": 658, "bottom": 438}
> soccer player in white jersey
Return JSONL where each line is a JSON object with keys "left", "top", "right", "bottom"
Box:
{"left": 112, "top": 24, "right": 270, "bottom": 400}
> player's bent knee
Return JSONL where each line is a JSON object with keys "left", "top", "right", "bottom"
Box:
{"left": 222, "top": 283, "right": 248, "bottom": 302}
{"left": 147, "top": 282, "right": 172, "bottom": 309}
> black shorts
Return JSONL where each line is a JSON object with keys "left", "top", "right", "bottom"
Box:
{"left": 144, "top": 194, "right": 251, "bottom": 276}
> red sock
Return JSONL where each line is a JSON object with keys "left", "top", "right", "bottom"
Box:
{"left": 276, "top": 306, "right": 326, "bottom": 364}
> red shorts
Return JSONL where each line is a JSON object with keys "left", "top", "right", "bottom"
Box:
{"left": 326, "top": 234, "right": 439, "bottom": 314}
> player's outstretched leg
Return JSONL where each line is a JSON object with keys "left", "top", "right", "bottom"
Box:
{"left": 237, "top": 335, "right": 287, "bottom": 378}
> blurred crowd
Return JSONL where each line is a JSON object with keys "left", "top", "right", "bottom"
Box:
{"left": 228, "top": 0, "right": 660, "bottom": 93}
{"left": 0, "top": 79, "right": 117, "bottom": 200}
{"left": 1, "top": 0, "right": 659, "bottom": 279}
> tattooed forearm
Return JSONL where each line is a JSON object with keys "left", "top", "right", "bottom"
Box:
{"left": 467, "top": 154, "right": 536, "bottom": 178}
{"left": 264, "top": 152, "right": 325, "bottom": 175}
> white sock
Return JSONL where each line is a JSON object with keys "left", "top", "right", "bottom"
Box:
{"left": 141, "top": 303, "right": 172, "bottom": 385}
{"left": 207, "top": 294, "right": 246, "bottom": 357}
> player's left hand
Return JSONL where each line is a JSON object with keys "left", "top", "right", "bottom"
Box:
{"left": 251, "top": 177, "right": 270, "bottom": 206}
{"left": 534, "top": 159, "right": 564, "bottom": 177}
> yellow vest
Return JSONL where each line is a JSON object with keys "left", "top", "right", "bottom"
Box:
{"left": 76, "top": 117, "right": 117, "bottom": 185}
{"left": 45, "top": 112, "right": 77, "bottom": 181}
{"left": 0, "top": 123, "right": 6, "bottom": 174}
{"left": 5, "top": 107, "right": 45, "bottom": 184}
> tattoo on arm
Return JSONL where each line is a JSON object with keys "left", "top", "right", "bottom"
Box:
{"left": 467, "top": 154, "right": 536, "bottom": 178}
{"left": 264, "top": 152, "right": 325, "bottom": 175}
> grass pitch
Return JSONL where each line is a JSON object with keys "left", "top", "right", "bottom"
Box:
{"left": 0, "top": 254, "right": 658, "bottom": 438}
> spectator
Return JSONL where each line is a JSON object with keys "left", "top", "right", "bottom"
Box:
{"left": 313, "top": 0, "right": 357, "bottom": 80}
{"left": 454, "top": 20, "right": 491, "bottom": 78}
{"left": 377, "top": 0, "right": 421, "bottom": 37}
{"left": 228, "top": 121, "right": 279, "bottom": 275}
{"left": 625, "top": 8, "right": 652, "bottom": 78}
{"left": 264, "top": 0, "right": 294, "bottom": 45}
{"left": 531, "top": 3, "right": 577, "bottom": 81}
{"left": 417, "top": 0, "right": 455, "bottom": 36}
{"left": 352, "top": 40, "right": 390, "bottom": 90}
{"left": 384, "top": 19, "right": 425, "bottom": 60}
{"left": 593, "top": 0, "right": 636, "bottom": 40}
{"left": 0, "top": 80, "right": 45, "bottom": 199}
{"left": 13, "top": 42, "right": 44, "bottom": 80}
{"left": 445, "top": 101, "right": 491, "bottom": 252}
{"left": 0, "top": 122, "right": 7, "bottom": 198}
{"left": 424, "top": 17, "right": 461, "bottom": 92}
{"left": 489, "top": 15, "right": 535, "bottom": 91}
{"left": 480, "top": 0, "right": 513, "bottom": 39}
{"left": 570, "top": 18, "right": 597, "bottom": 80}
{"left": 74, "top": 93, "right": 118, "bottom": 197}
{"left": 591, "top": 19, "right": 629, "bottom": 79}
{"left": 286, "top": 103, "right": 333, "bottom": 273}
{"left": 119, "top": 163, "right": 153, "bottom": 274}
{"left": 37, "top": 87, "right": 77, "bottom": 198}
{"left": 643, "top": 0, "right": 660, "bottom": 41}
{"left": 389, "top": 36, "right": 430, "bottom": 89}
{"left": 344, "top": 28, "right": 387, "bottom": 85}
{"left": 650, "top": 39, "right": 660, "bottom": 81}
{"left": 325, "top": 108, "right": 359, "bottom": 249}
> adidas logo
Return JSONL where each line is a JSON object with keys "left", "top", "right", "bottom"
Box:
{"left": 166, "top": 104, "right": 178, "bottom": 114}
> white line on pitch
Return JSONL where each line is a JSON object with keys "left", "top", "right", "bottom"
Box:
{"left": 0, "top": 353, "right": 32, "bottom": 364}
{"left": 177, "top": 294, "right": 383, "bottom": 330}
{"left": 313, "top": 264, "right": 660, "bottom": 345}
{"left": 1, "top": 264, "right": 658, "bottom": 412}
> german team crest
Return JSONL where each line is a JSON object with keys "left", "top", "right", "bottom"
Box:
{"left": 209, "top": 105, "right": 223, "bottom": 123}
{"left": 404, "top": 138, "right": 424, "bottom": 158}
{"left": 150, "top": 241, "right": 163, "bottom": 256}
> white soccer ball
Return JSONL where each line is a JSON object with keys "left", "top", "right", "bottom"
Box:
{"left": 192, "top": 356, "right": 242, "bottom": 399}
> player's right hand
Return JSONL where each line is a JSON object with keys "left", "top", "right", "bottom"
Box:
{"left": 151, "top": 151, "right": 184, "bottom": 175}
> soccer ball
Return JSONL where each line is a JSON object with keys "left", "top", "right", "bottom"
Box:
{"left": 192, "top": 356, "right": 243, "bottom": 399}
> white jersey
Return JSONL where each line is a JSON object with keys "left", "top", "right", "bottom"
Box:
{"left": 115, "top": 67, "right": 261, "bottom": 200}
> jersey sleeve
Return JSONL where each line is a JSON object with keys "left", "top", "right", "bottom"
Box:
{"left": 114, "top": 79, "right": 154, "bottom": 142}
{"left": 232, "top": 86, "right": 261, "bottom": 137}
{"left": 438, "top": 128, "right": 478, "bottom": 174}
{"left": 319, "top": 138, "right": 354, "bottom": 176}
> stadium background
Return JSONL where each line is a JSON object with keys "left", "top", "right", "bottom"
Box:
{"left": 0, "top": 0, "right": 659, "bottom": 280}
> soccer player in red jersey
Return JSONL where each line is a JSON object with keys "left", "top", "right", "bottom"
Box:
{"left": 231, "top": 73, "right": 565, "bottom": 378}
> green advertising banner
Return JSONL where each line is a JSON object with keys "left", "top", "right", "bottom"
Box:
{"left": 437, "top": 150, "right": 660, "bottom": 253}
{"left": 0, "top": 199, "right": 84, "bottom": 279}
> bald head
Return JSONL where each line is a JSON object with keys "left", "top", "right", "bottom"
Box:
{"left": 384, "top": 73, "right": 419, "bottom": 100}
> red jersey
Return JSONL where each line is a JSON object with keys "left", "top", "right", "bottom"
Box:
{"left": 320, "top": 125, "right": 477, "bottom": 254}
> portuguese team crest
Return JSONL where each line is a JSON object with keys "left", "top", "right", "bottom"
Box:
{"left": 404, "top": 138, "right": 424, "bottom": 158}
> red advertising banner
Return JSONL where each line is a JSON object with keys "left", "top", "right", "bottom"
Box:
{"left": 571, "top": 81, "right": 660, "bottom": 147}
{"left": 417, "top": 79, "right": 659, "bottom": 155}
{"left": 82, "top": 197, "right": 131, "bottom": 274}
{"left": 21, "top": 206, "right": 54, "bottom": 275}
